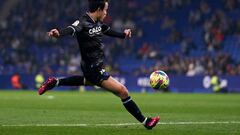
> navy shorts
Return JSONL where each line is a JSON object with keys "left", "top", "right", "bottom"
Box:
{"left": 81, "top": 64, "right": 110, "bottom": 86}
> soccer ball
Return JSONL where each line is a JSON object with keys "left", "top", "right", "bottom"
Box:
{"left": 150, "top": 70, "right": 169, "bottom": 90}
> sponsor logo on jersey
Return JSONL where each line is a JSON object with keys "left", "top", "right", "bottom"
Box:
{"left": 89, "top": 26, "right": 102, "bottom": 35}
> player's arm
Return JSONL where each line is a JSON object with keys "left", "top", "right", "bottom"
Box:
{"left": 48, "top": 20, "right": 82, "bottom": 38}
{"left": 102, "top": 24, "right": 131, "bottom": 39}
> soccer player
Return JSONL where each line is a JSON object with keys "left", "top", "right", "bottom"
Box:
{"left": 38, "top": 0, "right": 159, "bottom": 129}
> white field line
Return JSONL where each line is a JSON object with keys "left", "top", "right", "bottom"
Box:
{"left": 2, "top": 121, "right": 240, "bottom": 127}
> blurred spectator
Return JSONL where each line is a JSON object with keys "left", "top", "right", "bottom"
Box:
{"left": 200, "top": 1, "right": 211, "bottom": 15}
{"left": 186, "top": 63, "right": 196, "bottom": 77}
{"left": 224, "top": 0, "right": 238, "bottom": 11}
{"left": 0, "top": 0, "right": 240, "bottom": 77}
{"left": 181, "top": 38, "right": 196, "bottom": 55}
{"left": 210, "top": 75, "right": 228, "bottom": 93}
{"left": 189, "top": 9, "right": 202, "bottom": 28}
{"left": 35, "top": 73, "right": 45, "bottom": 88}
{"left": 168, "top": 28, "right": 183, "bottom": 43}
{"left": 11, "top": 73, "right": 26, "bottom": 89}
{"left": 161, "top": 16, "right": 175, "bottom": 30}
{"left": 137, "top": 42, "right": 151, "bottom": 59}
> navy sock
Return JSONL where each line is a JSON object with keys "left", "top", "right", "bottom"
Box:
{"left": 122, "top": 96, "right": 146, "bottom": 123}
{"left": 58, "top": 76, "right": 84, "bottom": 86}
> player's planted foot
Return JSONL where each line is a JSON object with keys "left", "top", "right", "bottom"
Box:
{"left": 144, "top": 116, "right": 160, "bottom": 130}
{"left": 38, "top": 77, "right": 57, "bottom": 95}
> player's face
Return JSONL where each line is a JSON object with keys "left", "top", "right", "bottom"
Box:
{"left": 99, "top": 2, "right": 108, "bottom": 21}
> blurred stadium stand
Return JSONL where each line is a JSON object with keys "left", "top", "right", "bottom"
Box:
{"left": 0, "top": 0, "right": 240, "bottom": 91}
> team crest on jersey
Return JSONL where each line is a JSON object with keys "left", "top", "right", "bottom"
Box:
{"left": 72, "top": 20, "right": 80, "bottom": 26}
{"left": 89, "top": 26, "right": 102, "bottom": 35}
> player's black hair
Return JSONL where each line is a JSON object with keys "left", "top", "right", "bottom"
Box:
{"left": 88, "top": 0, "right": 109, "bottom": 13}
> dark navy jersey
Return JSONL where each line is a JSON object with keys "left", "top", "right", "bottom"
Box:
{"left": 66, "top": 13, "right": 125, "bottom": 68}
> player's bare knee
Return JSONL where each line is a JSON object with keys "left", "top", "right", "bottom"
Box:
{"left": 118, "top": 85, "right": 129, "bottom": 99}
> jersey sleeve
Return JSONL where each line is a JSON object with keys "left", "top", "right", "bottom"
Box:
{"left": 101, "top": 24, "right": 111, "bottom": 33}
{"left": 102, "top": 24, "right": 125, "bottom": 38}
{"left": 59, "top": 20, "right": 83, "bottom": 36}
{"left": 68, "top": 20, "right": 83, "bottom": 36}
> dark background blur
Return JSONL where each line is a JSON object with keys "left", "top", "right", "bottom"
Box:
{"left": 0, "top": 0, "right": 240, "bottom": 92}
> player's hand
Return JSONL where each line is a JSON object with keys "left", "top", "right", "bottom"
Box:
{"left": 47, "top": 29, "right": 60, "bottom": 38}
{"left": 124, "top": 29, "right": 132, "bottom": 38}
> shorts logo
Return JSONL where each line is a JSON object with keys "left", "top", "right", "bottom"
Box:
{"left": 89, "top": 26, "right": 102, "bottom": 35}
{"left": 100, "top": 69, "right": 106, "bottom": 75}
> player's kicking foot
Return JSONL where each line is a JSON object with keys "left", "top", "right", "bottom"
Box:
{"left": 38, "top": 77, "right": 57, "bottom": 95}
{"left": 144, "top": 116, "right": 160, "bottom": 130}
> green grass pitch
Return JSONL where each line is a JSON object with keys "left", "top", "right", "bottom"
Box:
{"left": 0, "top": 90, "right": 240, "bottom": 135}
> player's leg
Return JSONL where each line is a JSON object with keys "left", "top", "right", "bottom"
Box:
{"left": 100, "top": 76, "right": 160, "bottom": 129}
{"left": 38, "top": 76, "right": 87, "bottom": 95}
{"left": 58, "top": 76, "right": 85, "bottom": 86}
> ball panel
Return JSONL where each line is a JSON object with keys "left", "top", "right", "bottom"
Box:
{"left": 150, "top": 70, "right": 169, "bottom": 90}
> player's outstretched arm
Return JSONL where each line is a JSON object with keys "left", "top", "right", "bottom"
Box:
{"left": 104, "top": 28, "right": 132, "bottom": 39}
{"left": 48, "top": 27, "right": 75, "bottom": 38}
{"left": 102, "top": 23, "right": 131, "bottom": 39}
